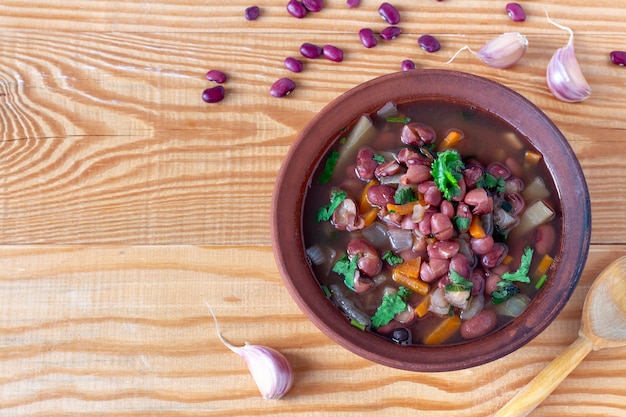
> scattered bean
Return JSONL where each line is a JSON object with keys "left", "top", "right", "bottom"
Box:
{"left": 206, "top": 69, "right": 227, "bottom": 83}
{"left": 378, "top": 2, "right": 400, "bottom": 25}
{"left": 461, "top": 309, "right": 497, "bottom": 339}
{"left": 610, "top": 51, "right": 626, "bottom": 66}
{"left": 284, "top": 57, "right": 304, "bottom": 72}
{"left": 244, "top": 5, "right": 260, "bottom": 20}
{"left": 302, "top": 0, "right": 323, "bottom": 12}
{"left": 418, "top": 34, "right": 441, "bottom": 53}
{"left": 270, "top": 78, "right": 296, "bottom": 97}
{"left": 380, "top": 26, "right": 401, "bottom": 41}
{"left": 359, "top": 28, "right": 378, "bottom": 48}
{"left": 323, "top": 44, "right": 344, "bottom": 62}
{"left": 346, "top": 0, "right": 360, "bottom": 7}
{"left": 300, "top": 42, "right": 323, "bottom": 58}
{"left": 505, "top": 3, "right": 526, "bottom": 22}
{"left": 286, "top": 0, "right": 308, "bottom": 18}
{"left": 202, "top": 86, "right": 225, "bottom": 103}
{"left": 401, "top": 59, "right": 416, "bottom": 71}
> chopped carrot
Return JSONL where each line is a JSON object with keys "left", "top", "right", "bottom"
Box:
{"left": 525, "top": 151, "right": 543, "bottom": 165}
{"left": 423, "top": 314, "right": 462, "bottom": 345}
{"left": 414, "top": 294, "right": 431, "bottom": 318}
{"left": 359, "top": 180, "right": 378, "bottom": 212}
{"left": 394, "top": 257, "right": 422, "bottom": 279}
{"left": 501, "top": 254, "right": 514, "bottom": 265}
{"left": 362, "top": 207, "right": 380, "bottom": 227}
{"left": 438, "top": 129, "right": 464, "bottom": 150}
{"left": 392, "top": 270, "right": 430, "bottom": 296}
{"left": 534, "top": 254, "right": 554, "bottom": 278}
{"left": 469, "top": 215, "right": 486, "bottom": 239}
{"left": 386, "top": 201, "right": 419, "bottom": 216}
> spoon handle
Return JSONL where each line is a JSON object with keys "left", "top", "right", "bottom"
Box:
{"left": 494, "top": 335, "right": 593, "bottom": 417}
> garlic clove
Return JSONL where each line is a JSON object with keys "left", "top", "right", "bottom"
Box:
{"left": 206, "top": 302, "right": 295, "bottom": 400}
{"left": 545, "top": 13, "right": 591, "bottom": 103}
{"left": 476, "top": 32, "right": 528, "bottom": 69}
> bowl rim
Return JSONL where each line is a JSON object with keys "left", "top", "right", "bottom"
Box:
{"left": 271, "top": 69, "right": 591, "bottom": 372}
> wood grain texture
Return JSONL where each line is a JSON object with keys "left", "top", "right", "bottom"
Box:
{"left": 1, "top": 0, "right": 626, "bottom": 416}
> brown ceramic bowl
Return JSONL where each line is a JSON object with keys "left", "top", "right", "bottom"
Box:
{"left": 271, "top": 69, "right": 591, "bottom": 372}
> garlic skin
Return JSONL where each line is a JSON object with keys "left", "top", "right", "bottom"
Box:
{"left": 477, "top": 32, "right": 528, "bottom": 69}
{"left": 545, "top": 14, "right": 591, "bottom": 102}
{"left": 206, "top": 302, "right": 294, "bottom": 400}
{"left": 446, "top": 32, "right": 528, "bottom": 69}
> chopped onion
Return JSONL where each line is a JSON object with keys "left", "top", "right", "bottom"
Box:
{"left": 460, "top": 295, "right": 485, "bottom": 320}
{"left": 387, "top": 228, "right": 414, "bottom": 252}
{"left": 522, "top": 176, "right": 551, "bottom": 201}
{"left": 361, "top": 222, "right": 389, "bottom": 248}
{"left": 514, "top": 200, "right": 555, "bottom": 236}
{"left": 428, "top": 288, "right": 451, "bottom": 315}
{"left": 305, "top": 244, "right": 325, "bottom": 265}
{"left": 376, "top": 101, "right": 398, "bottom": 118}
{"left": 336, "top": 115, "right": 375, "bottom": 171}
{"left": 411, "top": 203, "right": 429, "bottom": 223}
{"left": 495, "top": 294, "right": 530, "bottom": 317}
{"left": 329, "top": 284, "right": 372, "bottom": 327}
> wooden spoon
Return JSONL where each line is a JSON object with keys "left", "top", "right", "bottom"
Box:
{"left": 495, "top": 256, "right": 626, "bottom": 417}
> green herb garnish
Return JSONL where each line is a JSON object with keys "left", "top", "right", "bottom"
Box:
{"left": 382, "top": 250, "right": 404, "bottom": 266}
{"left": 393, "top": 187, "right": 418, "bottom": 205}
{"left": 370, "top": 286, "right": 411, "bottom": 329}
{"left": 478, "top": 172, "right": 506, "bottom": 193}
{"left": 491, "top": 282, "right": 520, "bottom": 304}
{"left": 385, "top": 116, "right": 411, "bottom": 124}
{"left": 431, "top": 149, "right": 465, "bottom": 200}
{"left": 318, "top": 150, "right": 340, "bottom": 184}
{"left": 316, "top": 189, "right": 347, "bottom": 222}
{"left": 332, "top": 253, "right": 359, "bottom": 290}
{"left": 535, "top": 274, "right": 548, "bottom": 290}
{"left": 445, "top": 269, "right": 474, "bottom": 292}
{"left": 373, "top": 154, "right": 386, "bottom": 164}
{"left": 453, "top": 216, "right": 471, "bottom": 232}
{"left": 492, "top": 247, "right": 534, "bottom": 304}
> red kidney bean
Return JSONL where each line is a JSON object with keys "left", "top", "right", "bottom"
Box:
{"left": 418, "top": 34, "right": 441, "bottom": 53}
{"left": 452, "top": 177, "right": 467, "bottom": 202}
{"left": 355, "top": 147, "right": 378, "bottom": 180}
{"left": 464, "top": 188, "right": 493, "bottom": 215}
{"left": 378, "top": 2, "right": 400, "bottom": 24}
{"left": 401, "top": 59, "right": 416, "bottom": 71}
{"left": 401, "top": 122, "right": 436, "bottom": 146}
{"left": 427, "top": 240, "right": 460, "bottom": 260}
{"left": 347, "top": 0, "right": 360, "bottom": 7}
{"left": 347, "top": 238, "right": 382, "bottom": 276}
{"left": 206, "top": 69, "right": 227, "bottom": 83}
{"left": 401, "top": 164, "right": 431, "bottom": 185}
{"left": 367, "top": 184, "right": 396, "bottom": 207}
{"left": 380, "top": 26, "right": 401, "bottom": 40}
{"left": 463, "top": 163, "right": 484, "bottom": 190}
{"left": 611, "top": 51, "right": 626, "bottom": 66}
{"left": 412, "top": 233, "right": 427, "bottom": 252}
{"left": 300, "top": 42, "right": 323, "bottom": 58}
{"left": 461, "top": 309, "right": 497, "bottom": 339}
{"left": 487, "top": 162, "right": 511, "bottom": 180}
{"left": 418, "top": 210, "right": 434, "bottom": 235}
{"left": 420, "top": 182, "right": 442, "bottom": 207}
{"left": 505, "top": 3, "right": 526, "bottom": 22}
{"left": 440, "top": 200, "right": 455, "bottom": 219}
{"left": 420, "top": 258, "right": 450, "bottom": 282}
{"left": 375, "top": 160, "right": 401, "bottom": 179}
{"left": 450, "top": 253, "right": 470, "bottom": 279}
{"left": 485, "top": 272, "right": 502, "bottom": 295}
{"left": 506, "top": 192, "right": 525, "bottom": 216}
{"left": 430, "top": 213, "right": 454, "bottom": 241}
{"left": 481, "top": 243, "right": 508, "bottom": 268}
{"left": 353, "top": 273, "right": 373, "bottom": 293}
{"left": 202, "top": 86, "right": 225, "bottom": 103}
{"left": 534, "top": 224, "right": 556, "bottom": 255}
{"left": 244, "top": 6, "right": 260, "bottom": 20}
{"left": 359, "top": 28, "right": 377, "bottom": 48}
{"left": 270, "top": 78, "right": 296, "bottom": 97}
{"left": 470, "top": 235, "right": 494, "bottom": 255}
{"left": 400, "top": 215, "right": 419, "bottom": 230}
{"left": 284, "top": 57, "right": 303, "bottom": 73}
{"left": 303, "top": 0, "right": 323, "bottom": 12}
{"left": 455, "top": 203, "right": 472, "bottom": 232}
{"left": 287, "top": 0, "right": 308, "bottom": 18}
{"left": 323, "top": 44, "right": 344, "bottom": 62}
{"left": 394, "top": 307, "right": 415, "bottom": 324}
{"left": 469, "top": 271, "right": 485, "bottom": 296}
{"left": 397, "top": 148, "right": 431, "bottom": 166}
{"left": 332, "top": 198, "right": 364, "bottom": 231}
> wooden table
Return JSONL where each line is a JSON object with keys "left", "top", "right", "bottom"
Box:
{"left": 1, "top": 1, "right": 625, "bottom": 415}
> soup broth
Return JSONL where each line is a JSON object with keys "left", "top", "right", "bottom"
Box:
{"left": 303, "top": 99, "right": 561, "bottom": 346}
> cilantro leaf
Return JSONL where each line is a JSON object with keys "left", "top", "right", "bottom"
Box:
{"left": 393, "top": 187, "right": 418, "bottom": 205}
{"left": 382, "top": 250, "right": 404, "bottom": 266}
{"left": 370, "top": 286, "right": 411, "bottom": 329}
{"left": 501, "top": 247, "right": 534, "bottom": 284}
{"left": 373, "top": 154, "right": 386, "bottom": 164}
{"left": 332, "top": 253, "right": 359, "bottom": 290}
{"left": 453, "top": 216, "right": 471, "bottom": 232}
{"left": 445, "top": 269, "right": 474, "bottom": 292}
{"left": 478, "top": 172, "right": 506, "bottom": 193}
{"left": 316, "top": 189, "right": 347, "bottom": 222}
{"left": 491, "top": 281, "right": 520, "bottom": 304}
{"left": 318, "top": 150, "right": 340, "bottom": 184}
{"left": 431, "top": 149, "right": 465, "bottom": 200}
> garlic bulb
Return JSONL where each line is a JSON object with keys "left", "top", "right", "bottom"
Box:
{"left": 206, "top": 302, "right": 294, "bottom": 400}
{"left": 447, "top": 32, "right": 528, "bottom": 69}
{"left": 545, "top": 13, "right": 591, "bottom": 102}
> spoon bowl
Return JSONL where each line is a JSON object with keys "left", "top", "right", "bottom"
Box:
{"left": 496, "top": 256, "right": 626, "bottom": 417}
